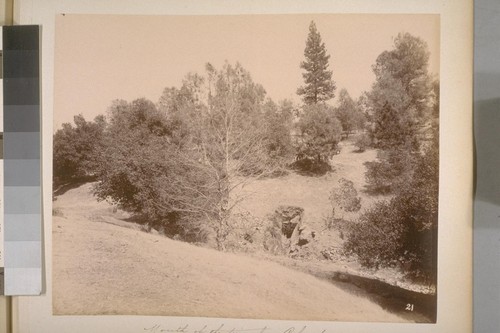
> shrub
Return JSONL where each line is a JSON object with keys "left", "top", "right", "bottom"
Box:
{"left": 262, "top": 216, "right": 285, "bottom": 255}
{"left": 289, "top": 158, "right": 332, "bottom": 176}
{"left": 354, "top": 132, "right": 372, "bottom": 152}
{"left": 329, "top": 178, "right": 361, "bottom": 215}
{"left": 364, "top": 148, "right": 415, "bottom": 194}
{"left": 224, "top": 212, "right": 266, "bottom": 252}
{"left": 343, "top": 201, "right": 403, "bottom": 268}
{"left": 345, "top": 138, "right": 438, "bottom": 282}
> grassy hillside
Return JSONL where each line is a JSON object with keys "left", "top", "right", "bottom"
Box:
{"left": 52, "top": 182, "right": 406, "bottom": 322}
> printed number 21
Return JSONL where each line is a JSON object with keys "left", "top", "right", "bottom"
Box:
{"left": 406, "top": 304, "right": 414, "bottom": 311}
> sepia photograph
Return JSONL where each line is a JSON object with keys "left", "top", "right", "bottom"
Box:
{"left": 52, "top": 13, "right": 440, "bottom": 323}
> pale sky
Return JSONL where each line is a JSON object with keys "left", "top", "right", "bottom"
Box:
{"left": 54, "top": 14, "right": 439, "bottom": 130}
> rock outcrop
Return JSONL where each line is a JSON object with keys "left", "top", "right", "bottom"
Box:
{"left": 267, "top": 205, "right": 316, "bottom": 257}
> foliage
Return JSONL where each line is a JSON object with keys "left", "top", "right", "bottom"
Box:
{"left": 289, "top": 158, "right": 332, "bottom": 176}
{"left": 93, "top": 98, "right": 174, "bottom": 216}
{"left": 329, "top": 178, "right": 361, "bottom": 218}
{"left": 324, "top": 178, "right": 361, "bottom": 233}
{"left": 297, "top": 21, "right": 336, "bottom": 105}
{"left": 223, "top": 212, "right": 268, "bottom": 253}
{"left": 345, "top": 132, "right": 438, "bottom": 282}
{"left": 364, "top": 148, "right": 416, "bottom": 194}
{"left": 157, "top": 73, "right": 206, "bottom": 148}
{"left": 262, "top": 99, "right": 295, "bottom": 171}
{"left": 364, "top": 33, "right": 435, "bottom": 194}
{"left": 334, "top": 89, "right": 366, "bottom": 137}
{"left": 349, "top": 33, "right": 439, "bottom": 281}
{"left": 53, "top": 114, "right": 106, "bottom": 186}
{"left": 371, "top": 102, "right": 420, "bottom": 151}
{"left": 296, "top": 103, "right": 342, "bottom": 163}
{"left": 94, "top": 97, "right": 227, "bottom": 243}
{"left": 93, "top": 63, "right": 277, "bottom": 250}
{"left": 343, "top": 200, "right": 402, "bottom": 267}
{"left": 368, "top": 32, "right": 433, "bottom": 151}
{"left": 354, "top": 132, "right": 372, "bottom": 152}
{"left": 431, "top": 79, "right": 440, "bottom": 124}
{"left": 198, "top": 62, "right": 272, "bottom": 247}
{"left": 356, "top": 92, "right": 372, "bottom": 123}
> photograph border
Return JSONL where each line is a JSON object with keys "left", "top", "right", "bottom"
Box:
{"left": 14, "top": 0, "right": 473, "bottom": 332}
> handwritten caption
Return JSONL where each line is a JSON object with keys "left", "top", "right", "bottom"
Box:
{"left": 144, "top": 324, "right": 327, "bottom": 333}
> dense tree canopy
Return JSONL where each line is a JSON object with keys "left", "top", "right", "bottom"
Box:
{"left": 334, "top": 89, "right": 366, "bottom": 137}
{"left": 92, "top": 98, "right": 172, "bottom": 215}
{"left": 262, "top": 99, "right": 295, "bottom": 168}
{"left": 368, "top": 32, "right": 433, "bottom": 150}
{"left": 53, "top": 114, "right": 106, "bottom": 186}
{"left": 91, "top": 62, "right": 283, "bottom": 248}
{"left": 348, "top": 33, "right": 439, "bottom": 281}
{"left": 296, "top": 103, "right": 342, "bottom": 162}
{"left": 364, "top": 32, "right": 436, "bottom": 194}
{"left": 346, "top": 128, "right": 438, "bottom": 281}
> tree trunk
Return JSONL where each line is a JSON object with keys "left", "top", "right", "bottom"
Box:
{"left": 215, "top": 175, "right": 230, "bottom": 251}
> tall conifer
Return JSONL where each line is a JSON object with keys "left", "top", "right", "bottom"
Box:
{"left": 297, "top": 21, "right": 336, "bottom": 105}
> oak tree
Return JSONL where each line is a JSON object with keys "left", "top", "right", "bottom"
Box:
{"left": 53, "top": 114, "right": 106, "bottom": 186}
{"left": 93, "top": 63, "right": 277, "bottom": 250}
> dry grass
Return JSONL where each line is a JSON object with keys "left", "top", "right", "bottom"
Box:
{"left": 52, "top": 180, "right": 406, "bottom": 321}
{"left": 237, "top": 135, "right": 384, "bottom": 247}
{"left": 52, "top": 134, "right": 428, "bottom": 321}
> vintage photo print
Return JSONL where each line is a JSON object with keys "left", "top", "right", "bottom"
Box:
{"left": 52, "top": 13, "right": 439, "bottom": 323}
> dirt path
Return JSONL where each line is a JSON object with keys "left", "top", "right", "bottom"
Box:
{"left": 52, "top": 184, "right": 407, "bottom": 322}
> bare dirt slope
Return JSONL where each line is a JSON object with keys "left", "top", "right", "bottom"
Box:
{"left": 52, "top": 183, "right": 406, "bottom": 322}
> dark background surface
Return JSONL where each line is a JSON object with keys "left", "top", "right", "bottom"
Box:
{"left": 474, "top": 1, "right": 500, "bottom": 332}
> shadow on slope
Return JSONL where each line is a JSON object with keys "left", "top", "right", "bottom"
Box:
{"left": 327, "top": 272, "right": 436, "bottom": 323}
{"left": 289, "top": 158, "right": 333, "bottom": 176}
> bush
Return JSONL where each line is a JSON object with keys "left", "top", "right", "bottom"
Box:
{"left": 343, "top": 201, "right": 403, "bottom": 268}
{"left": 289, "top": 157, "right": 332, "bottom": 176}
{"left": 344, "top": 197, "right": 436, "bottom": 282}
{"left": 345, "top": 139, "right": 438, "bottom": 282}
{"left": 224, "top": 212, "right": 266, "bottom": 252}
{"left": 364, "top": 148, "right": 415, "bottom": 194}
{"left": 263, "top": 216, "right": 285, "bottom": 255}
{"left": 329, "top": 178, "right": 361, "bottom": 215}
{"left": 354, "top": 133, "right": 372, "bottom": 152}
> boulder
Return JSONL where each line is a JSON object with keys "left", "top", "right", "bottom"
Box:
{"left": 272, "top": 205, "right": 304, "bottom": 238}
{"left": 274, "top": 205, "right": 304, "bottom": 221}
{"left": 265, "top": 206, "right": 319, "bottom": 256}
{"left": 298, "top": 224, "right": 316, "bottom": 246}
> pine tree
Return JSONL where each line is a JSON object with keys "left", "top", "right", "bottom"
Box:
{"left": 297, "top": 21, "right": 336, "bottom": 105}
